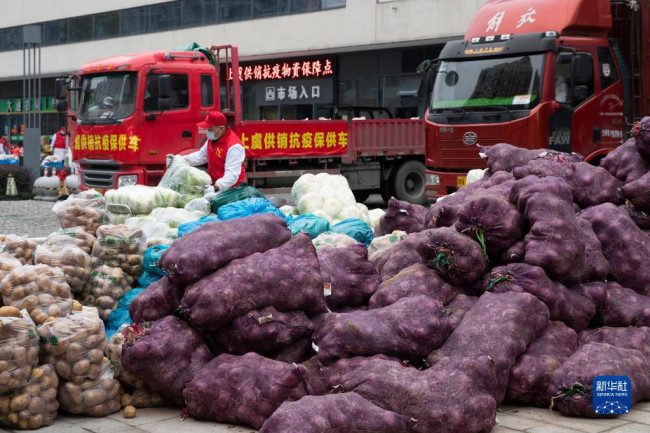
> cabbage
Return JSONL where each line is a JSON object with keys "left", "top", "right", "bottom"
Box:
{"left": 158, "top": 155, "right": 212, "bottom": 205}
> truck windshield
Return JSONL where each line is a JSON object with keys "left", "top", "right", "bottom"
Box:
{"left": 431, "top": 54, "right": 545, "bottom": 111}
{"left": 78, "top": 73, "right": 137, "bottom": 123}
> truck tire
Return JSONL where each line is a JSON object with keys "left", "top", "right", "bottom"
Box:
{"left": 380, "top": 180, "right": 393, "bottom": 204}
{"left": 353, "top": 190, "right": 371, "bottom": 203}
{"left": 392, "top": 160, "right": 427, "bottom": 205}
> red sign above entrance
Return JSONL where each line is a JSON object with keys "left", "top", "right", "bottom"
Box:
{"left": 228, "top": 59, "right": 334, "bottom": 82}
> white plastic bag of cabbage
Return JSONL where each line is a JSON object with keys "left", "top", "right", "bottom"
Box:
{"left": 158, "top": 156, "right": 212, "bottom": 205}
{"left": 104, "top": 185, "right": 180, "bottom": 215}
{"left": 291, "top": 173, "right": 369, "bottom": 225}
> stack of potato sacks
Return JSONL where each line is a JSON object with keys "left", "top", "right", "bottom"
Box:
{"left": 0, "top": 307, "right": 56, "bottom": 430}
{"left": 38, "top": 306, "right": 120, "bottom": 417}
{"left": 81, "top": 225, "right": 145, "bottom": 321}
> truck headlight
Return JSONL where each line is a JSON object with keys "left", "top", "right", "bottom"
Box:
{"left": 117, "top": 174, "right": 138, "bottom": 188}
{"left": 426, "top": 173, "right": 440, "bottom": 186}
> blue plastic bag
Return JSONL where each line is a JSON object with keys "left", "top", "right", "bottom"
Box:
{"left": 178, "top": 214, "right": 219, "bottom": 237}
{"left": 287, "top": 214, "right": 331, "bottom": 239}
{"left": 217, "top": 197, "right": 286, "bottom": 221}
{"left": 106, "top": 288, "right": 145, "bottom": 339}
{"left": 143, "top": 244, "right": 169, "bottom": 276}
{"left": 138, "top": 270, "right": 162, "bottom": 289}
{"left": 331, "top": 218, "right": 374, "bottom": 246}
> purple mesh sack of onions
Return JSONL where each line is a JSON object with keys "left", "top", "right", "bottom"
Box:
{"left": 368, "top": 262, "right": 461, "bottom": 309}
{"left": 506, "top": 321, "right": 577, "bottom": 407}
{"left": 183, "top": 352, "right": 310, "bottom": 429}
{"left": 334, "top": 355, "right": 498, "bottom": 433}
{"left": 313, "top": 295, "right": 450, "bottom": 365}
{"left": 548, "top": 343, "right": 650, "bottom": 418}
{"left": 455, "top": 191, "right": 524, "bottom": 257}
{"left": 374, "top": 198, "right": 428, "bottom": 236}
{"left": 317, "top": 243, "right": 380, "bottom": 310}
{"left": 415, "top": 227, "right": 487, "bottom": 286}
{"left": 484, "top": 263, "right": 596, "bottom": 331}
{"left": 426, "top": 292, "right": 549, "bottom": 404}
{"left": 180, "top": 234, "right": 327, "bottom": 329}
{"left": 600, "top": 138, "right": 650, "bottom": 183}
{"left": 578, "top": 203, "right": 650, "bottom": 296}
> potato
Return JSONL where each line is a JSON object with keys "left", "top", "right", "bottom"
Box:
{"left": 83, "top": 388, "right": 109, "bottom": 407}
{"left": 123, "top": 405, "right": 136, "bottom": 418}
{"left": 121, "top": 393, "right": 132, "bottom": 407}
{"left": 9, "top": 394, "right": 29, "bottom": 412}
{"left": 0, "top": 306, "right": 20, "bottom": 317}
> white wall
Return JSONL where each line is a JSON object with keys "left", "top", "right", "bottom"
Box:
{"left": 0, "top": 0, "right": 169, "bottom": 27}
{"left": 0, "top": 0, "right": 487, "bottom": 80}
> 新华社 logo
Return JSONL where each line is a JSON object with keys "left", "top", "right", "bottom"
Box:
{"left": 593, "top": 376, "right": 632, "bottom": 415}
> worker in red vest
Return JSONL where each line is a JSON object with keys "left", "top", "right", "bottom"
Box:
{"left": 50, "top": 126, "right": 69, "bottom": 161}
{"left": 166, "top": 111, "right": 246, "bottom": 195}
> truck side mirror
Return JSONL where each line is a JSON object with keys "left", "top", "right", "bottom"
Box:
{"left": 55, "top": 78, "right": 68, "bottom": 99}
{"left": 158, "top": 74, "right": 171, "bottom": 110}
{"left": 571, "top": 85, "right": 589, "bottom": 104}
{"left": 571, "top": 54, "right": 591, "bottom": 85}
{"left": 416, "top": 60, "right": 431, "bottom": 74}
{"left": 55, "top": 99, "right": 67, "bottom": 112}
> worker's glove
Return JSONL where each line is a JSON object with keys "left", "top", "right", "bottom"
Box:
{"left": 165, "top": 154, "right": 174, "bottom": 168}
{"left": 203, "top": 184, "right": 216, "bottom": 196}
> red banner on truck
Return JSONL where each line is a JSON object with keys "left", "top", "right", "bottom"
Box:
{"left": 238, "top": 120, "right": 348, "bottom": 158}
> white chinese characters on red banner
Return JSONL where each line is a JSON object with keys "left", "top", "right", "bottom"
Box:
{"left": 229, "top": 59, "right": 334, "bottom": 82}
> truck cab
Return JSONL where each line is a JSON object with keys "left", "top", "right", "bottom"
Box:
{"left": 423, "top": 0, "right": 648, "bottom": 198}
{"left": 58, "top": 50, "right": 218, "bottom": 191}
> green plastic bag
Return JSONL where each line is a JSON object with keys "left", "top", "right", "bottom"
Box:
{"left": 209, "top": 183, "right": 265, "bottom": 213}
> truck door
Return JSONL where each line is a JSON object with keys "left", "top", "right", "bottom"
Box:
{"left": 597, "top": 46, "right": 626, "bottom": 148}
{"left": 548, "top": 50, "right": 599, "bottom": 156}
{"left": 139, "top": 71, "right": 194, "bottom": 165}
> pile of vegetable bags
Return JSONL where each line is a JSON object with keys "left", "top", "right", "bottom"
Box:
{"left": 112, "top": 130, "right": 650, "bottom": 433}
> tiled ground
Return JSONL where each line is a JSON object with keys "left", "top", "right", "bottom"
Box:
{"left": 11, "top": 402, "right": 650, "bottom": 433}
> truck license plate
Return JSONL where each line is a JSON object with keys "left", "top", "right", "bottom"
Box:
{"left": 457, "top": 176, "right": 467, "bottom": 188}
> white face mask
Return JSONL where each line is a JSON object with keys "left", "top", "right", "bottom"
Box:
{"left": 206, "top": 131, "right": 217, "bottom": 140}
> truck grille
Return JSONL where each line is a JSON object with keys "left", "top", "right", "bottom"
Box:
{"left": 80, "top": 159, "right": 119, "bottom": 189}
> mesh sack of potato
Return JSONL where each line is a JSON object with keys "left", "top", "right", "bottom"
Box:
{"left": 91, "top": 225, "right": 146, "bottom": 278}
{"left": 0, "top": 235, "right": 37, "bottom": 265}
{"left": 44, "top": 227, "right": 96, "bottom": 255}
{"left": 0, "top": 265, "right": 73, "bottom": 325}
{"left": 81, "top": 265, "right": 133, "bottom": 321}
{"left": 52, "top": 190, "right": 108, "bottom": 235}
{"left": 107, "top": 327, "right": 168, "bottom": 408}
{"left": 57, "top": 357, "right": 120, "bottom": 416}
{"left": 35, "top": 245, "right": 92, "bottom": 294}
{"left": 0, "top": 253, "right": 22, "bottom": 283}
{"left": 0, "top": 364, "right": 59, "bottom": 430}
{"left": 0, "top": 308, "right": 39, "bottom": 393}
{"left": 37, "top": 307, "right": 107, "bottom": 384}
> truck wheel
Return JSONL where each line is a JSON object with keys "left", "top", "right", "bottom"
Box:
{"left": 380, "top": 180, "right": 393, "bottom": 205}
{"left": 353, "top": 190, "right": 371, "bottom": 203}
{"left": 392, "top": 160, "right": 427, "bottom": 205}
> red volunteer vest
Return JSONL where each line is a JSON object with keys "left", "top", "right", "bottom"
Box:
{"left": 53, "top": 133, "right": 67, "bottom": 149}
{"left": 207, "top": 129, "right": 247, "bottom": 186}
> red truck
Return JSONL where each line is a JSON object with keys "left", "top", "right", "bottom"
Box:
{"left": 55, "top": 46, "right": 428, "bottom": 204}
{"left": 420, "top": 0, "right": 649, "bottom": 199}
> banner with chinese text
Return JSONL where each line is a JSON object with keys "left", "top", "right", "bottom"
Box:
{"left": 238, "top": 121, "right": 348, "bottom": 158}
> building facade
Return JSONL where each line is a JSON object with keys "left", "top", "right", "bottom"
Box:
{"left": 0, "top": 0, "right": 486, "bottom": 144}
